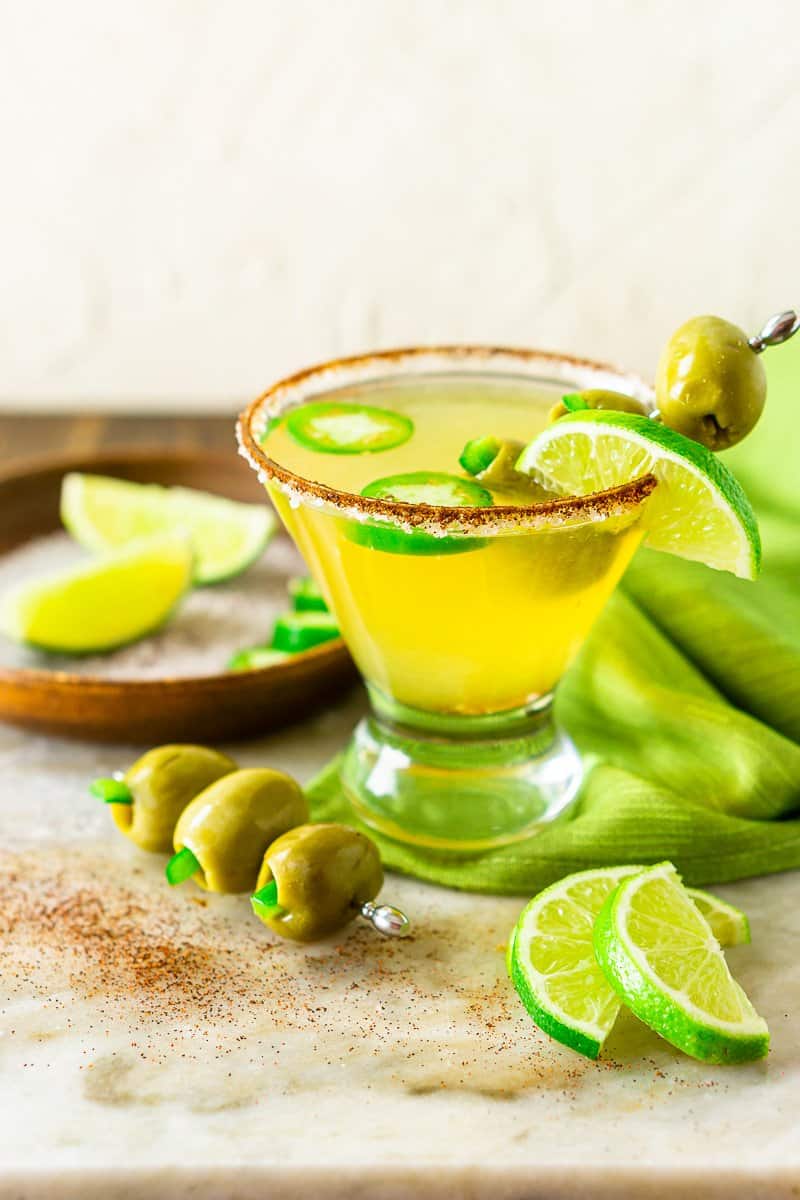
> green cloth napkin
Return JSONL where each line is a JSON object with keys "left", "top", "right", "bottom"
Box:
{"left": 307, "top": 340, "right": 800, "bottom": 894}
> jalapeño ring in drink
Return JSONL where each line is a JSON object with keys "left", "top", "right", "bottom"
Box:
{"left": 238, "top": 347, "right": 655, "bottom": 851}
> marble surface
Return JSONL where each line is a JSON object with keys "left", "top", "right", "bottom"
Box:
{"left": 1, "top": 691, "right": 799, "bottom": 1199}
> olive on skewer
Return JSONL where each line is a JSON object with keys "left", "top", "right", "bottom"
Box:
{"left": 251, "top": 823, "right": 409, "bottom": 943}
{"left": 165, "top": 768, "right": 308, "bottom": 893}
{"left": 90, "top": 744, "right": 236, "bottom": 853}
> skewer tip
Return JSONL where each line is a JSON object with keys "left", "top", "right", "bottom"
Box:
{"left": 360, "top": 900, "right": 410, "bottom": 937}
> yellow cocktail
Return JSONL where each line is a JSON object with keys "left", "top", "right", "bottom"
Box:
{"left": 239, "top": 349, "right": 654, "bottom": 849}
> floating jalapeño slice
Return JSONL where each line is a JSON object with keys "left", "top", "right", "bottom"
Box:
{"left": 285, "top": 401, "right": 414, "bottom": 454}
{"left": 346, "top": 471, "right": 493, "bottom": 556}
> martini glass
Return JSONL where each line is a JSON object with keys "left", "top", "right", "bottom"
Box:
{"left": 238, "top": 347, "right": 655, "bottom": 851}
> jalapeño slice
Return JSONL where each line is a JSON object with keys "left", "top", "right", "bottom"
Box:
{"left": 347, "top": 471, "right": 493, "bottom": 556}
{"left": 270, "top": 611, "right": 340, "bottom": 653}
{"left": 459, "top": 435, "right": 502, "bottom": 477}
{"left": 288, "top": 575, "right": 329, "bottom": 613}
{"left": 286, "top": 402, "right": 414, "bottom": 455}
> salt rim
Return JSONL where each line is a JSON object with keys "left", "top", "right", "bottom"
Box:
{"left": 237, "top": 345, "right": 658, "bottom": 537}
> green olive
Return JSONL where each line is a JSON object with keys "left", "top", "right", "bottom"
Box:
{"left": 655, "top": 316, "right": 766, "bottom": 450}
{"left": 173, "top": 768, "right": 308, "bottom": 893}
{"left": 111, "top": 744, "right": 236, "bottom": 852}
{"left": 549, "top": 389, "right": 649, "bottom": 423}
{"left": 253, "top": 823, "right": 383, "bottom": 942}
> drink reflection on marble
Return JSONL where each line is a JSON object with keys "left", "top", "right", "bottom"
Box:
{"left": 239, "top": 348, "right": 654, "bottom": 851}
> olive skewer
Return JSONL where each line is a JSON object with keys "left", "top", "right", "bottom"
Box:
{"left": 91, "top": 748, "right": 412, "bottom": 944}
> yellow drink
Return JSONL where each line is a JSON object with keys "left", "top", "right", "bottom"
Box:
{"left": 262, "top": 376, "right": 644, "bottom": 716}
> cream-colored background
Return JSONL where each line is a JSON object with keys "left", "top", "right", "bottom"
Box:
{"left": 1, "top": 1, "right": 798, "bottom": 412}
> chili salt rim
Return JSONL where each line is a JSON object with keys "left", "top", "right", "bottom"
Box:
{"left": 237, "top": 345, "right": 658, "bottom": 536}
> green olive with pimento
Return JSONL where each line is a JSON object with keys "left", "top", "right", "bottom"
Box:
{"left": 90, "top": 744, "right": 237, "bottom": 853}
{"left": 251, "top": 823, "right": 388, "bottom": 942}
{"left": 166, "top": 768, "right": 308, "bottom": 892}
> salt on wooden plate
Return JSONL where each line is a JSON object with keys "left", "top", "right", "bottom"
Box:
{"left": 0, "top": 531, "right": 305, "bottom": 680}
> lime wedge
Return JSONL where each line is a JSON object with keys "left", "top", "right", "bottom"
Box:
{"left": 593, "top": 862, "right": 768, "bottom": 1064}
{"left": 508, "top": 865, "right": 644, "bottom": 1059}
{"left": 61, "top": 473, "right": 276, "bottom": 585}
{"left": 516, "top": 411, "right": 760, "bottom": 579}
{"left": 508, "top": 868, "right": 754, "bottom": 1061}
{"left": 0, "top": 534, "right": 193, "bottom": 653}
{"left": 686, "top": 887, "right": 751, "bottom": 947}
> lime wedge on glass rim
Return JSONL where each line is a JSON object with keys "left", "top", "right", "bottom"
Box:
{"left": 508, "top": 866, "right": 753, "bottom": 1060}
{"left": 61, "top": 473, "right": 276, "bottom": 585}
{"left": 0, "top": 533, "right": 193, "bottom": 654}
{"left": 516, "top": 411, "right": 760, "bottom": 579}
{"left": 593, "top": 862, "right": 768, "bottom": 1064}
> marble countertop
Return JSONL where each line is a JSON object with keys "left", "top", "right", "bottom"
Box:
{"left": 1, "top": 688, "right": 798, "bottom": 1199}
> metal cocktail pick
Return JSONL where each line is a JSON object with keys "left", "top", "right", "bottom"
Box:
{"left": 748, "top": 310, "right": 800, "bottom": 353}
{"left": 359, "top": 899, "right": 411, "bottom": 937}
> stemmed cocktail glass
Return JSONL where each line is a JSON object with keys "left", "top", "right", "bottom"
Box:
{"left": 239, "top": 347, "right": 655, "bottom": 851}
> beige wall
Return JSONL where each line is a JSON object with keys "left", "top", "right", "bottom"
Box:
{"left": 1, "top": 0, "right": 798, "bottom": 411}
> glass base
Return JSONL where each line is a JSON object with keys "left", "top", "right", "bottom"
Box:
{"left": 340, "top": 689, "right": 582, "bottom": 852}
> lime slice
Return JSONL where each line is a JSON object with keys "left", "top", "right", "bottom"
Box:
{"left": 61, "top": 473, "right": 275, "bottom": 585}
{"left": 285, "top": 402, "right": 414, "bottom": 454}
{"left": 508, "top": 869, "right": 754, "bottom": 1061}
{"left": 347, "top": 472, "right": 492, "bottom": 557}
{"left": 0, "top": 534, "right": 193, "bottom": 654}
{"left": 686, "top": 887, "right": 751, "bottom": 947}
{"left": 516, "top": 411, "right": 760, "bottom": 579}
{"left": 509, "top": 865, "right": 644, "bottom": 1059}
{"left": 593, "top": 862, "right": 768, "bottom": 1064}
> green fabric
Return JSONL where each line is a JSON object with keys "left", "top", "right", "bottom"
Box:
{"left": 307, "top": 340, "right": 800, "bottom": 894}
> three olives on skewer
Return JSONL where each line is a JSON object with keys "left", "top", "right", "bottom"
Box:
{"left": 91, "top": 745, "right": 409, "bottom": 943}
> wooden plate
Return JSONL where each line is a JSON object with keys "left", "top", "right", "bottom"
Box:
{"left": 0, "top": 448, "right": 356, "bottom": 743}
